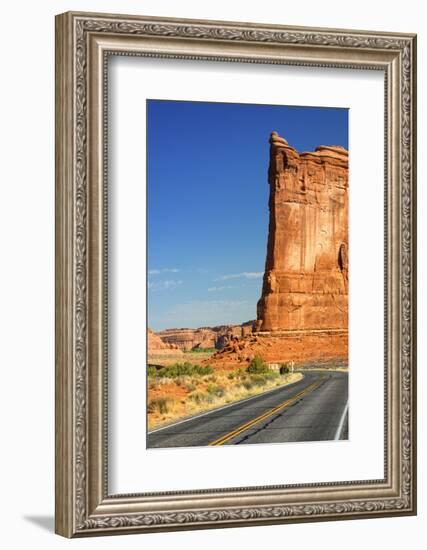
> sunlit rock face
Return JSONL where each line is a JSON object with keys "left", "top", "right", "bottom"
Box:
{"left": 256, "top": 132, "right": 349, "bottom": 332}
{"left": 147, "top": 329, "right": 183, "bottom": 355}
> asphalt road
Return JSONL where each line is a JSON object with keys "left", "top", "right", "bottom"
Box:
{"left": 147, "top": 371, "right": 348, "bottom": 449}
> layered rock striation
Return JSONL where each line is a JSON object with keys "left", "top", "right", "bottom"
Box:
{"left": 147, "top": 329, "right": 183, "bottom": 356}
{"left": 256, "top": 131, "right": 349, "bottom": 332}
{"left": 156, "top": 321, "right": 255, "bottom": 351}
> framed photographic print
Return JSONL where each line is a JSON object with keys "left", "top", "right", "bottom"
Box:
{"left": 55, "top": 11, "right": 417, "bottom": 537}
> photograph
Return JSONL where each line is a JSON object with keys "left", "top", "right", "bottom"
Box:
{"left": 146, "top": 99, "right": 349, "bottom": 448}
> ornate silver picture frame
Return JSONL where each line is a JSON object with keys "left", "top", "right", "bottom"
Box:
{"left": 55, "top": 11, "right": 417, "bottom": 537}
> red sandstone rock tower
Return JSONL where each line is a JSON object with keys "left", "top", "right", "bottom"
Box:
{"left": 256, "top": 131, "right": 349, "bottom": 332}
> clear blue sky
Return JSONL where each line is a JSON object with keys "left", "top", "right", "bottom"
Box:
{"left": 147, "top": 100, "right": 348, "bottom": 331}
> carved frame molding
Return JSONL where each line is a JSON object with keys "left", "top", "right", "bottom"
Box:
{"left": 55, "top": 11, "right": 416, "bottom": 537}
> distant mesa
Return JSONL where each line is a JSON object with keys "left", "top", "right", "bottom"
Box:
{"left": 153, "top": 322, "right": 256, "bottom": 352}
{"left": 147, "top": 328, "right": 183, "bottom": 356}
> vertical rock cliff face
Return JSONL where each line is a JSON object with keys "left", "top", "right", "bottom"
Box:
{"left": 257, "top": 132, "right": 349, "bottom": 332}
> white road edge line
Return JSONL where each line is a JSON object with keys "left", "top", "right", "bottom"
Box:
{"left": 334, "top": 400, "right": 349, "bottom": 441}
{"left": 147, "top": 374, "right": 308, "bottom": 435}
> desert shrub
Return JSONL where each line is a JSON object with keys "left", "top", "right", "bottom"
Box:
{"left": 248, "top": 374, "right": 263, "bottom": 386}
{"left": 184, "top": 382, "right": 196, "bottom": 392}
{"left": 247, "top": 355, "right": 269, "bottom": 374}
{"left": 279, "top": 364, "right": 290, "bottom": 375}
{"left": 147, "top": 366, "right": 158, "bottom": 377}
{"left": 228, "top": 368, "right": 245, "bottom": 380}
{"left": 207, "top": 384, "right": 225, "bottom": 397}
{"left": 147, "top": 397, "right": 172, "bottom": 415}
{"left": 248, "top": 373, "right": 274, "bottom": 386}
{"left": 266, "top": 370, "right": 279, "bottom": 380}
{"left": 188, "top": 391, "right": 204, "bottom": 404}
{"left": 189, "top": 391, "right": 214, "bottom": 405}
{"left": 154, "top": 362, "right": 213, "bottom": 378}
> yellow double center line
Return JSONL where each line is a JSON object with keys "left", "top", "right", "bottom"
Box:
{"left": 208, "top": 376, "right": 326, "bottom": 446}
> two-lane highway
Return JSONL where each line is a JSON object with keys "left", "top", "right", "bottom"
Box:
{"left": 147, "top": 371, "right": 348, "bottom": 449}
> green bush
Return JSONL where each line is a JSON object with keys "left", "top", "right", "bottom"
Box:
{"left": 147, "top": 366, "right": 158, "bottom": 377}
{"left": 227, "top": 368, "right": 246, "bottom": 380}
{"left": 152, "top": 362, "right": 213, "bottom": 378}
{"left": 247, "top": 355, "right": 269, "bottom": 374}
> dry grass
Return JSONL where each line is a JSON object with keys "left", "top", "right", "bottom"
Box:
{"left": 147, "top": 368, "right": 303, "bottom": 430}
{"left": 148, "top": 349, "right": 216, "bottom": 367}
